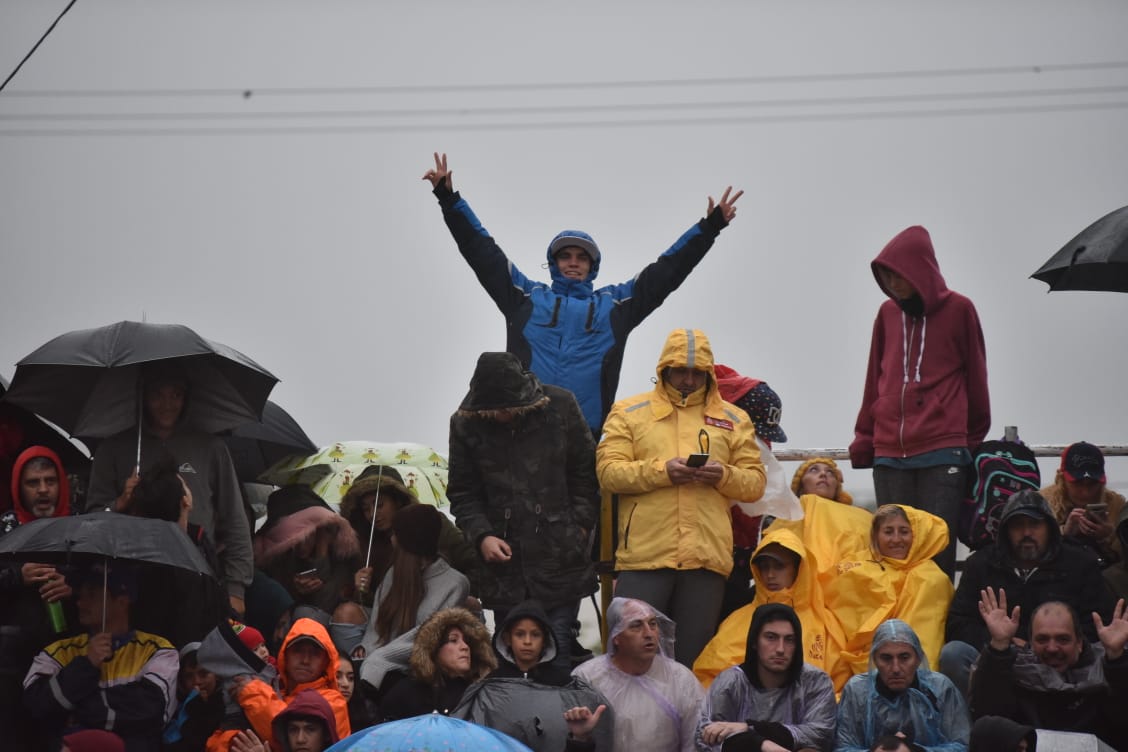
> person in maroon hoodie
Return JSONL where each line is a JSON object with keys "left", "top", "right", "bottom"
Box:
{"left": 271, "top": 689, "right": 340, "bottom": 752}
{"left": 850, "top": 225, "right": 990, "bottom": 579}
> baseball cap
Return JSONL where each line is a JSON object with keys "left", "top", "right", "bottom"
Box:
{"left": 1062, "top": 441, "right": 1106, "bottom": 483}
{"left": 752, "top": 542, "right": 799, "bottom": 568}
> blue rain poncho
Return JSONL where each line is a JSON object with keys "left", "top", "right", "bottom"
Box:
{"left": 834, "top": 619, "right": 969, "bottom": 752}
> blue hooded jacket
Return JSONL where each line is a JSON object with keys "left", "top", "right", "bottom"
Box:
{"left": 435, "top": 185, "right": 729, "bottom": 432}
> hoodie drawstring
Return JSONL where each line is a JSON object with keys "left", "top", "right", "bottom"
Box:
{"left": 899, "top": 312, "right": 926, "bottom": 384}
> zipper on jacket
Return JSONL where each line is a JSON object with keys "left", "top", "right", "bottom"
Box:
{"left": 898, "top": 318, "right": 917, "bottom": 457}
{"left": 622, "top": 503, "right": 637, "bottom": 550}
{"left": 502, "top": 508, "right": 511, "bottom": 539}
{"left": 584, "top": 301, "right": 596, "bottom": 331}
{"left": 534, "top": 503, "right": 542, "bottom": 534}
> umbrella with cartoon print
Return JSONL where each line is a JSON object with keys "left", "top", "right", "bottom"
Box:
{"left": 259, "top": 441, "right": 450, "bottom": 509}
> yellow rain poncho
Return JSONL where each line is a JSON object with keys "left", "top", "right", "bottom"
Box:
{"left": 692, "top": 526, "right": 831, "bottom": 687}
{"left": 822, "top": 504, "right": 953, "bottom": 690}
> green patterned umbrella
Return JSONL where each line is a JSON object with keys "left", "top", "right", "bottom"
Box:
{"left": 259, "top": 441, "right": 449, "bottom": 508}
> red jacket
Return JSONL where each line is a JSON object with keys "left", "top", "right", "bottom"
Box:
{"left": 850, "top": 226, "right": 990, "bottom": 467}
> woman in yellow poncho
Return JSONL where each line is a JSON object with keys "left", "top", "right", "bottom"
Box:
{"left": 822, "top": 504, "right": 953, "bottom": 691}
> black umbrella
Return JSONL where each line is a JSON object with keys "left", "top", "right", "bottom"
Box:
{"left": 3, "top": 320, "right": 278, "bottom": 439}
{"left": 0, "top": 512, "right": 225, "bottom": 645}
{"left": 222, "top": 400, "right": 317, "bottom": 483}
{"left": 0, "top": 375, "right": 91, "bottom": 475}
{"left": 1032, "top": 205, "right": 1128, "bottom": 292}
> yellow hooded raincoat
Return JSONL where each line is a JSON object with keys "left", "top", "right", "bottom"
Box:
{"left": 597, "top": 328, "right": 766, "bottom": 578}
{"left": 692, "top": 525, "right": 832, "bottom": 687}
{"left": 821, "top": 504, "right": 953, "bottom": 691}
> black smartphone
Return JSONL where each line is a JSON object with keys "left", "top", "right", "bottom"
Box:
{"left": 686, "top": 453, "right": 710, "bottom": 468}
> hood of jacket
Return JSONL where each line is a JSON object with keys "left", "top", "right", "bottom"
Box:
{"left": 869, "top": 618, "right": 927, "bottom": 670}
{"left": 278, "top": 617, "right": 341, "bottom": 696}
{"left": 492, "top": 599, "right": 558, "bottom": 668}
{"left": 339, "top": 473, "right": 416, "bottom": 539}
{"left": 871, "top": 225, "right": 951, "bottom": 315}
{"left": 741, "top": 602, "right": 804, "bottom": 688}
{"left": 10, "top": 445, "right": 71, "bottom": 524}
{"left": 410, "top": 607, "right": 496, "bottom": 687}
{"left": 197, "top": 619, "right": 276, "bottom": 720}
{"left": 457, "top": 352, "right": 551, "bottom": 417}
{"left": 998, "top": 489, "right": 1061, "bottom": 563}
{"left": 546, "top": 229, "right": 600, "bottom": 297}
{"left": 969, "top": 714, "right": 1036, "bottom": 751}
{"left": 650, "top": 328, "right": 727, "bottom": 420}
{"left": 253, "top": 502, "right": 360, "bottom": 566}
{"left": 874, "top": 505, "right": 950, "bottom": 568}
{"left": 271, "top": 688, "right": 340, "bottom": 750}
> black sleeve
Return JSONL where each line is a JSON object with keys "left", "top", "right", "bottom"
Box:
{"left": 967, "top": 646, "right": 1020, "bottom": 721}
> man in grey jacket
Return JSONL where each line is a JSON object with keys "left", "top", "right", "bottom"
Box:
{"left": 697, "top": 603, "right": 836, "bottom": 752}
{"left": 85, "top": 367, "right": 253, "bottom": 616}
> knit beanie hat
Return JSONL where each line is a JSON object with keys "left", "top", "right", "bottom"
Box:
{"left": 791, "top": 457, "right": 853, "bottom": 505}
{"left": 392, "top": 503, "right": 442, "bottom": 558}
{"left": 232, "top": 621, "right": 266, "bottom": 652}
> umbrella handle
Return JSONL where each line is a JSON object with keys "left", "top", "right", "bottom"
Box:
{"left": 362, "top": 466, "right": 385, "bottom": 582}
{"left": 101, "top": 562, "right": 108, "bottom": 634}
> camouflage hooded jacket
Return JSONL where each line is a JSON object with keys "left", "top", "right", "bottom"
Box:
{"left": 447, "top": 352, "right": 599, "bottom": 609}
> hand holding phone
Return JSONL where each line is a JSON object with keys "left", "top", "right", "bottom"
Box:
{"left": 1086, "top": 503, "right": 1108, "bottom": 521}
{"left": 686, "top": 428, "right": 710, "bottom": 468}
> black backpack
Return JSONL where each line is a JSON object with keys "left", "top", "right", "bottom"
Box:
{"left": 958, "top": 440, "right": 1041, "bottom": 550}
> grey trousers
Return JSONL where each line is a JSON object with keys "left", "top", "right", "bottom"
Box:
{"left": 614, "top": 568, "right": 725, "bottom": 668}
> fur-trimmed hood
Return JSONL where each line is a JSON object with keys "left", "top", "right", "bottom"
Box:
{"left": 339, "top": 472, "right": 417, "bottom": 537}
{"left": 254, "top": 503, "right": 360, "bottom": 565}
{"left": 409, "top": 607, "right": 496, "bottom": 687}
{"left": 457, "top": 352, "right": 551, "bottom": 418}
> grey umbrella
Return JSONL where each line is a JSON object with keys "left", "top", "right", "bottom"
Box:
{"left": 1032, "top": 205, "right": 1128, "bottom": 292}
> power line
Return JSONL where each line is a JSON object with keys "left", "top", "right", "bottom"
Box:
{"left": 2, "top": 99, "right": 1125, "bottom": 138}
{"left": 3, "top": 84, "right": 1127, "bottom": 123}
{"left": 2, "top": 60, "right": 1127, "bottom": 100}
{"left": 0, "top": 0, "right": 80, "bottom": 94}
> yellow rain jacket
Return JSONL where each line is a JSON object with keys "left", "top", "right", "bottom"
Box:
{"left": 692, "top": 526, "right": 831, "bottom": 687}
{"left": 597, "top": 328, "right": 765, "bottom": 578}
{"left": 822, "top": 505, "right": 953, "bottom": 691}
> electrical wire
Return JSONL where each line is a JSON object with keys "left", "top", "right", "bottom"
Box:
{"left": 2, "top": 99, "right": 1125, "bottom": 138}
{"left": 2, "top": 59, "right": 1126, "bottom": 99}
{"left": 2, "top": 83, "right": 1126, "bottom": 123}
{"left": 0, "top": 0, "right": 80, "bottom": 94}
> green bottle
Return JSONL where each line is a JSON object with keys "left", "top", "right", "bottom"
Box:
{"left": 46, "top": 600, "right": 66, "bottom": 633}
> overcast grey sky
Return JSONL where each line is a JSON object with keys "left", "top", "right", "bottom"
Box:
{"left": 3, "top": 1, "right": 1128, "bottom": 495}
